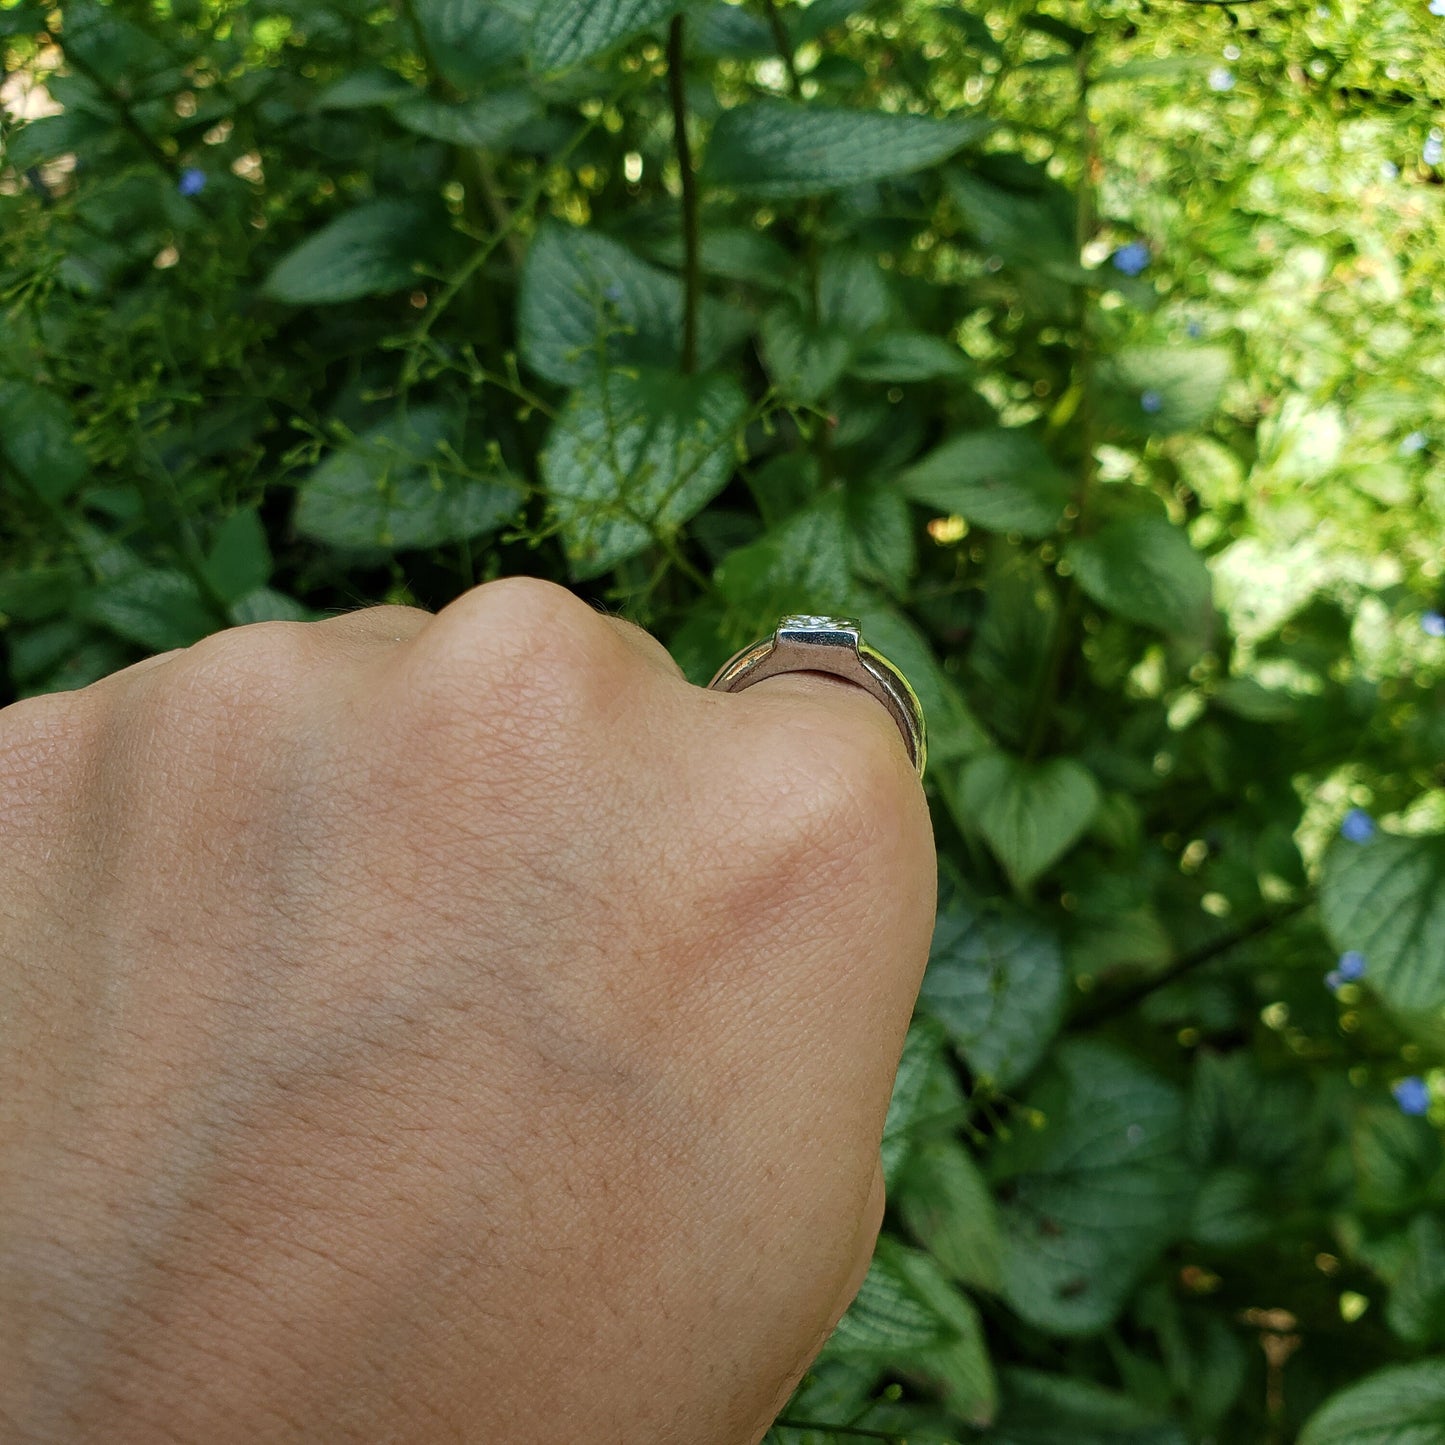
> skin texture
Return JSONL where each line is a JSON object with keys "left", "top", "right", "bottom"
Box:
{"left": 0, "top": 577, "right": 937, "bottom": 1445}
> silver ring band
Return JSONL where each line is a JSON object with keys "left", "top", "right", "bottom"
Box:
{"left": 707, "top": 615, "right": 927, "bottom": 778}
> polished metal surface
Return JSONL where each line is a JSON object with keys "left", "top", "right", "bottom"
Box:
{"left": 707, "top": 614, "right": 927, "bottom": 778}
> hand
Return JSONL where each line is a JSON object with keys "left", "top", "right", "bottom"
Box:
{"left": 0, "top": 578, "right": 936, "bottom": 1444}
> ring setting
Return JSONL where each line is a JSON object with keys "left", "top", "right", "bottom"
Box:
{"left": 707, "top": 615, "right": 927, "bottom": 778}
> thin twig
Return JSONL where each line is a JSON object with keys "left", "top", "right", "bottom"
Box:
{"left": 1070, "top": 898, "right": 1313, "bottom": 1030}
{"left": 773, "top": 1421, "right": 962, "bottom": 1444}
{"left": 666, "top": 15, "right": 700, "bottom": 374}
{"left": 760, "top": 0, "right": 804, "bottom": 97}
{"left": 48, "top": 28, "right": 174, "bottom": 173}
{"left": 396, "top": 0, "right": 524, "bottom": 270}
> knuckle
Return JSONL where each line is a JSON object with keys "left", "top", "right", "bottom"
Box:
{"left": 402, "top": 578, "right": 620, "bottom": 740}
{"left": 0, "top": 688, "right": 103, "bottom": 808}
{"left": 743, "top": 702, "right": 923, "bottom": 889}
{"left": 133, "top": 621, "right": 317, "bottom": 763}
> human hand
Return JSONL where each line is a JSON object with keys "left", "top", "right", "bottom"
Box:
{"left": 0, "top": 578, "right": 936, "bottom": 1444}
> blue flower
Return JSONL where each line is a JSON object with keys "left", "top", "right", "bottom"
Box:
{"left": 1337, "top": 951, "right": 1367, "bottom": 982}
{"left": 1140, "top": 390, "right": 1164, "bottom": 414}
{"left": 1325, "top": 970, "right": 1344, "bottom": 991}
{"left": 1208, "top": 67, "right": 1236, "bottom": 92}
{"left": 1423, "top": 611, "right": 1445, "bottom": 638}
{"left": 1425, "top": 131, "right": 1444, "bottom": 167}
{"left": 603, "top": 282, "right": 625, "bottom": 303}
{"left": 1432, "top": 0, "right": 1445, "bottom": 17}
{"left": 1112, "top": 241, "right": 1151, "bottom": 277}
{"left": 1187, "top": 320, "right": 1204, "bottom": 338}
{"left": 1394, "top": 1077, "right": 1431, "bottom": 1116}
{"left": 1401, "top": 430, "right": 1428, "bottom": 455}
{"left": 1340, "top": 808, "right": 1377, "bottom": 844}
{"left": 177, "top": 167, "right": 207, "bottom": 197}
{"left": 1381, "top": 160, "right": 1400, "bottom": 180}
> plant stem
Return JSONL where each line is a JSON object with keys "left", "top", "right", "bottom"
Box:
{"left": 666, "top": 15, "right": 700, "bottom": 375}
{"left": 1022, "top": 32, "right": 1097, "bottom": 764}
{"left": 49, "top": 29, "right": 174, "bottom": 173}
{"left": 773, "top": 1422, "right": 961, "bottom": 1444}
{"left": 396, "top": 0, "right": 523, "bottom": 271}
{"left": 1070, "top": 898, "right": 1313, "bottom": 1030}
{"left": 760, "top": 0, "right": 804, "bottom": 97}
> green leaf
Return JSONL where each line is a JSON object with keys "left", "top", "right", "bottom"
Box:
{"left": 1320, "top": 831, "right": 1445, "bottom": 1013}
{"left": 1351, "top": 1103, "right": 1444, "bottom": 1218}
{"left": 958, "top": 752, "right": 1101, "bottom": 890}
{"left": 1066, "top": 514, "right": 1213, "bottom": 636}
{"left": 203, "top": 508, "right": 273, "bottom": 606}
{"left": 845, "top": 481, "right": 916, "bottom": 594}
{"left": 704, "top": 100, "right": 991, "bottom": 198}
{"left": 1096, "top": 346, "right": 1232, "bottom": 437}
{"left": 918, "top": 877, "right": 1066, "bottom": 1088}
{"left": 1387, "top": 1215, "right": 1445, "bottom": 1347}
{"left": 896, "top": 429, "right": 1070, "bottom": 537}
{"left": 313, "top": 67, "right": 414, "bottom": 110}
{"left": 1188, "top": 1166, "right": 1271, "bottom": 1249}
{"left": 541, "top": 368, "right": 745, "bottom": 580}
{"left": 689, "top": 4, "right": 772, "bottom": 58}
{"left": 827, "top": 1243, "right": 952, "bottom": 1357}
{"left": 410, "top": 0, "right": 529, "bottom": 88}
{"left": 714, "top": 497, "right": 852, "bottom": 630}
{"left": 1300, "top": 1360, "right": 1445, "bottom": 1445}
{"left": 230, "top": 588, "right": 316, "bottom": 625}
{"left": 881, "top": 1016, "right": 959, "bottom": 1191}
{"left": 759, "top": 301, "right": 851, "bottom": 404}
{"left": 853, "top": 602, "right": 991, "bottom": 764}
{"left": 389, "top": 89, "right": 538, "bottom": 147}
{"left": 82, "top": 570, "right": 220, "bottom": 653}
{"left": 989, "top": 1041, "right": 1194, "bottom": 1336}
{"left": 990, "top": 1368, "right": 1189, "bottom": 1445}
{"left": 849, "top": 331, "right": 973, "bottom": 383}
{"left": 817, "top": 249, "right": 896, "bottom": 334}
{"left": 294, "top": 408, "right": 523, "bottom": 551}
{"left": 897, "top": 1138, "right": 1002, "bottom": 1293}
{"left": 946, "top": 169, "right": 1079, "bottom": 275}
{"left": 261, "top": 200, "right": 426, "bottom": 305}
{"left": 0, "top": 382, "right": 89, "bottom": 504}
{"left": 518, "top": 222, "right": 735, "bottom": 387}
{"left": 529, "top": 0, "right": 684, "bottom": 73}
{"left": 882, "top": 1239, "right": 998, "bottom": 1428}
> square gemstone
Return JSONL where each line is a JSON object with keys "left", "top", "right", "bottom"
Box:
{"left": 778, "top": 614, "right": 859, "bottom": 632}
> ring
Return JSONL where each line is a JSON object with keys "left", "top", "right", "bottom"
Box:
{"left": 707, "top": 614, "right": 927, "bottom": 778}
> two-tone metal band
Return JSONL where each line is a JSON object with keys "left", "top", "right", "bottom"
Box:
{"left": 707, "top": 615, "right": 927, "bottom": 778}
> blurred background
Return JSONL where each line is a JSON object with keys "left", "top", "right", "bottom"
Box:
{"left": 3, "top": 0, "right": 1444, "bottom": 1439}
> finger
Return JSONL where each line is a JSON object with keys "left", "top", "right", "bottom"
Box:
{"left": 310, "top": 603, "right": 432, "bottom": 655}
{"left": 586, "top": 603, "right": 688, "bottom": 684}
{"left": 737, "top": 670, "right": 920, "bottom": 779}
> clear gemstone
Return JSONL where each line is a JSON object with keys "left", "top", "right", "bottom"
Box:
{"left": 779, "top": 614, "right": 859, "bottom": 631}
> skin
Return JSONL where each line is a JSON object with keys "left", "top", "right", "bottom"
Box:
{"left": 0, "top": 576, "right": 937, "bottom": 1444}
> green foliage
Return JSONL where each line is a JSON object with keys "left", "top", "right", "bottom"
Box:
{"left": 3, "top": 0, "right": 1445, "bottom": 1436}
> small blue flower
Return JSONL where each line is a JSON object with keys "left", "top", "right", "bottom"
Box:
{"left": 1432, "top": 0, "right": 1445, "bottom": 17}
{"left": 1394, "top": 1077, "right": 1431, "bottom": 1116}
{"left": 1338, "top": 951, "right": 1367, "bottom": 982}
{"left": 1112, "top": 241, "right": 1151, "bottom": 277}
{"left": 1209, "top": 67, "right": 1236, "bottom": 92}
{"left": 1140, "top": 390, "right": 1164, "bottom": 414}
{"left": 1401, "top": 430, "right": 1428, "bottom": 455}
{"left": 177, "top": 167, "right": 207, "bottom": 197}
{"left": 1381, "top": 160, "right": 1400, "bottom": 180}
{"left": 1341, "top": 808, "right": 1377, "bottom": 844}
{"left": 1423, "top": 611, "right": 1445, "bottom": 638}
{"left": 1325, "top": 970, "right": 1344, "bottom": 991}
{"left": 1187, "top": 320, "right": 1205, "bottom": 339}
{"left": 603, "top": 282, "right": 625, "bottom": 303}
{"left": 1425, "top": 131, "right": 1444, "bottom": 167}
